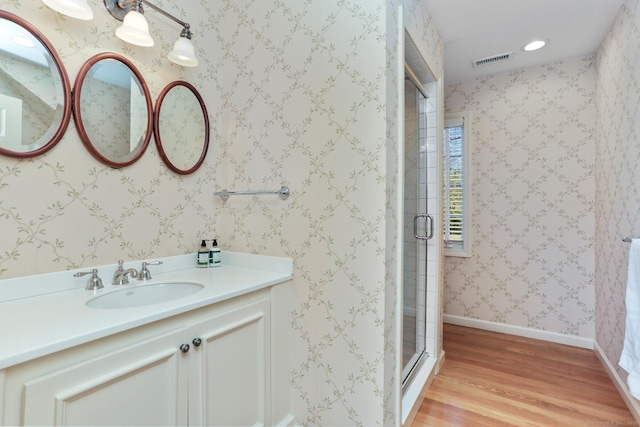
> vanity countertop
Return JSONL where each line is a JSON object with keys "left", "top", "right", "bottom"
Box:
{"left": 0, "top": 252, "right": 293, "bottom": 370}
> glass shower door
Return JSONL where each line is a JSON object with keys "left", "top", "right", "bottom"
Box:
{"left": 402, "top": 70, "right": 430, "bottom": 386}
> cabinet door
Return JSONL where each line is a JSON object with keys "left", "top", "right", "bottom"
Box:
{"left": 189, "top": 298, "right": 271, "bottom": 426}
{"left": 20, "top": 327, "right": 189, "bottom": 426}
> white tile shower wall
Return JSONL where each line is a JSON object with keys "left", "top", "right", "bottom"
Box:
{"left": 444, "top": 56, "right": 596, "bottom": 338}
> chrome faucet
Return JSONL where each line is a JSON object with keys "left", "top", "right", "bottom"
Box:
{"left": 113, "top": 259, "right": 139, "bottom": 285}
{"left": 138, "top": 261, "right": 163, "bottom": 281}
{"left": 74, "top": 268, "right": 104, "bottom": 290}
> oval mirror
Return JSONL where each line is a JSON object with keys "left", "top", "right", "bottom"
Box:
{"left": 154, "top": 81, "right": 209, "bottom": 174}
{"left": 73, "top": 53, "right": 152, "bottom": 168}
{"left": 0, "top": 11, "right": 71, "bottom": 158}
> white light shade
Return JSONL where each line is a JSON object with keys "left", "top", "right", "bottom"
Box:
{"left": 42, "top": 0, "right": 93, "bottom": 20}
{"left": 167, "top": 36, "right": 198, "bottom": 67}
{"left": 115, "top": 11, "right": 154, "bottom": 47}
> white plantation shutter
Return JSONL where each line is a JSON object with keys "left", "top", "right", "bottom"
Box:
{"left": 444, "top": 113, "right": 471, "bottom": 257}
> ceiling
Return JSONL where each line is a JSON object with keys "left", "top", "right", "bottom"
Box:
{"left": 422, "top": 0, "right": 626, "bottom": 84}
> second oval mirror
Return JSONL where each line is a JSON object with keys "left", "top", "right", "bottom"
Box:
{"left": 154, "top": 81, "right": 209, "bottom": 174}
{"left": 73, "top": 53, "right": 153, "bottom": 168}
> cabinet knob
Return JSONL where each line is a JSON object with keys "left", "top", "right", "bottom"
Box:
{"left": 179, "top": 344, "right": 190, "bottom": 353}
{"left": 192, "top": 338, "right": 202, "bottom": 347}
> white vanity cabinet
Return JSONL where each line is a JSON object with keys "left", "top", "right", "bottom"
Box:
{"left": 189, "top": 295, "right": 270, "bottom": 426}
{"left": 1, "top": 289, "right": 274, "bottom": 426}
{"left": 17, "top": 327, "right": 191, "bottom": 426}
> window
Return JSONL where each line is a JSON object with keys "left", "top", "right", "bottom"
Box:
{"left": 444, "top": 111, "right": 472, "bottom": 257}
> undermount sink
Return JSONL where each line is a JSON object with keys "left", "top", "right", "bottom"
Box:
{"left": 86, "top": 282, "right": 204, "bottom": 309}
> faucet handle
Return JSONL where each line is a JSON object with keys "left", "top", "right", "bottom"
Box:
{"left": 74, "top": 268, "right": 104, "bottom": 290}
{"left": 138, "top": 261, "right": 163, "bottom": 281}
{"left": 112, "top": 260, "right": 125, "bottom": 282}
{"left": 113, "top": 261, "right": 139, "bottom": 285}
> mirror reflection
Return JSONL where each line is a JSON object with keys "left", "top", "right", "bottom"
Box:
{"left": 155, "top": 81, "right": 209, "bottom": 174}
{"left": 74, "top": 53, "right": 152, "bottom": 168}
{"left": 0, "top": 12, "right": 71, "bottom": 157}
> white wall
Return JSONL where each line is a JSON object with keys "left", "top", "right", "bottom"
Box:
{"left": 595, "top": 0, "right": 640, "bottom": 385}
{"left": 444, "top": 56, "right": 596, "bottom": 339}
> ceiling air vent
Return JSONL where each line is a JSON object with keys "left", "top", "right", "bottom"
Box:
{"left": 472, "top": 52, "right": 512, "bottom": 68}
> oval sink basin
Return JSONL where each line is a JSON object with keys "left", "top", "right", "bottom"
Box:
{"left": 86, "top": 282, "right": 204, "bottom": 309}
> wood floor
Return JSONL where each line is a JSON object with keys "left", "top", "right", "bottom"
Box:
{"left": 413, "top": 324, "right": 635, "bottom": 426}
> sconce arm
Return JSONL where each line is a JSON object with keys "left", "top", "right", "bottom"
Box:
{"left": 108, "top": 0, "right": 192, "bottom": 37}
{"left": 140, "top": 0, "right": 189, "bottom": 30}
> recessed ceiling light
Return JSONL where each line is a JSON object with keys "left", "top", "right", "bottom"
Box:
{"left": 523, "top": 40, "right": 546, "bottom": 52}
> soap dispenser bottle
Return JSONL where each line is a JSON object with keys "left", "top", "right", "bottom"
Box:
{"left": 197, "top": 239, "right": 209, "bottom": 268}
{"left": 210, "top": 239, "right": 221, "bottom": 267}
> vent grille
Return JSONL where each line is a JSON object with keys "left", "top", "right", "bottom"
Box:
{"left": 472, "top": 52, "right": 512, "bottom": 68}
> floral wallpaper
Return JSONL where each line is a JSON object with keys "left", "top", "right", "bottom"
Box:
{"left": 595, "top": 0, "right": 640, "bottom": 387}
{"left": 0, "top": 0, "right": 443, "bottom": 425}
{"left": 216, "top": 2, "right": 443, "bottom": 424}
{"left": 214, "top": 2, "right": 389, "bottom": 424}
{"left": 444, "top": 56, "right": 596, "bottom": 338}
{"left": 0, "top": 0, "right": 218, "bottom": 280}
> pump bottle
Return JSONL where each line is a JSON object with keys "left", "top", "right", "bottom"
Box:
{"left": 197, "top": 240, "right": 209, "bottom": 268}
{"left": 210, "top": 239, "right": 221, "bottom": 267}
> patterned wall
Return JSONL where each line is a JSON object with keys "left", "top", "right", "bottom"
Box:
{"left": 444, "top": 56, "right": 596, "bottom": 338}
{"left": 0, "top": 0, "right": 219, "bottom": 280}
{"left": 215, "top": 1, "right": 443, "bottom": 424}
{"left": 0, "top": 0, "right": 443, "bottom": 425}
{"left": 213, "top": 2, "right": 389, "bottom": 424}
{"left": 595, "top": 0, "right": 640, "bottom": 383}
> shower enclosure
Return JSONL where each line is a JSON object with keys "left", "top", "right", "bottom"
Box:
{"left": 402, "top": 33, "right": 438, "bottom": 391}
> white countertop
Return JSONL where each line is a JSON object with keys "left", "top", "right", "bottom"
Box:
{"left": 0, "top": 252, "right": 293, "bottom": 370}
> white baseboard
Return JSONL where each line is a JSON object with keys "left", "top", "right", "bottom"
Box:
{"left": 594, "top": 341, "right": 640, "bottom": 424}
{"left": 443, "top": 314, "right": 594, "bottom": 349}
{"left": 436, "top": 349, "right": 445, "bottom": 375}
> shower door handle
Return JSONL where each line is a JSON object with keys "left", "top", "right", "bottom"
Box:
{"left": 414, "top": 214, "right": 434, "bottom": 240}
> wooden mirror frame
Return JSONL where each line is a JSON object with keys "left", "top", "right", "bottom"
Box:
{"left": 73, "top": 52, "right": 153, "bottom": 168}
{"left": 0, "top": 11, "right": 72, "bottom": 158}
{"left": 154, "top": 81, "right": 210, "bottom": 175}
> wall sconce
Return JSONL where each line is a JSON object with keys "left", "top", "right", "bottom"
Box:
{"left": 42, "top": 0, "right": 198, "bottom": 67}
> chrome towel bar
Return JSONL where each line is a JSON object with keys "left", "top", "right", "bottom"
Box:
{"left": 214, "top": 186, "right": 290, "bottom": 202}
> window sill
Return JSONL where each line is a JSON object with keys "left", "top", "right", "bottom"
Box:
{"left": 444, "top": 247, "right": 471, "bottom": 258}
